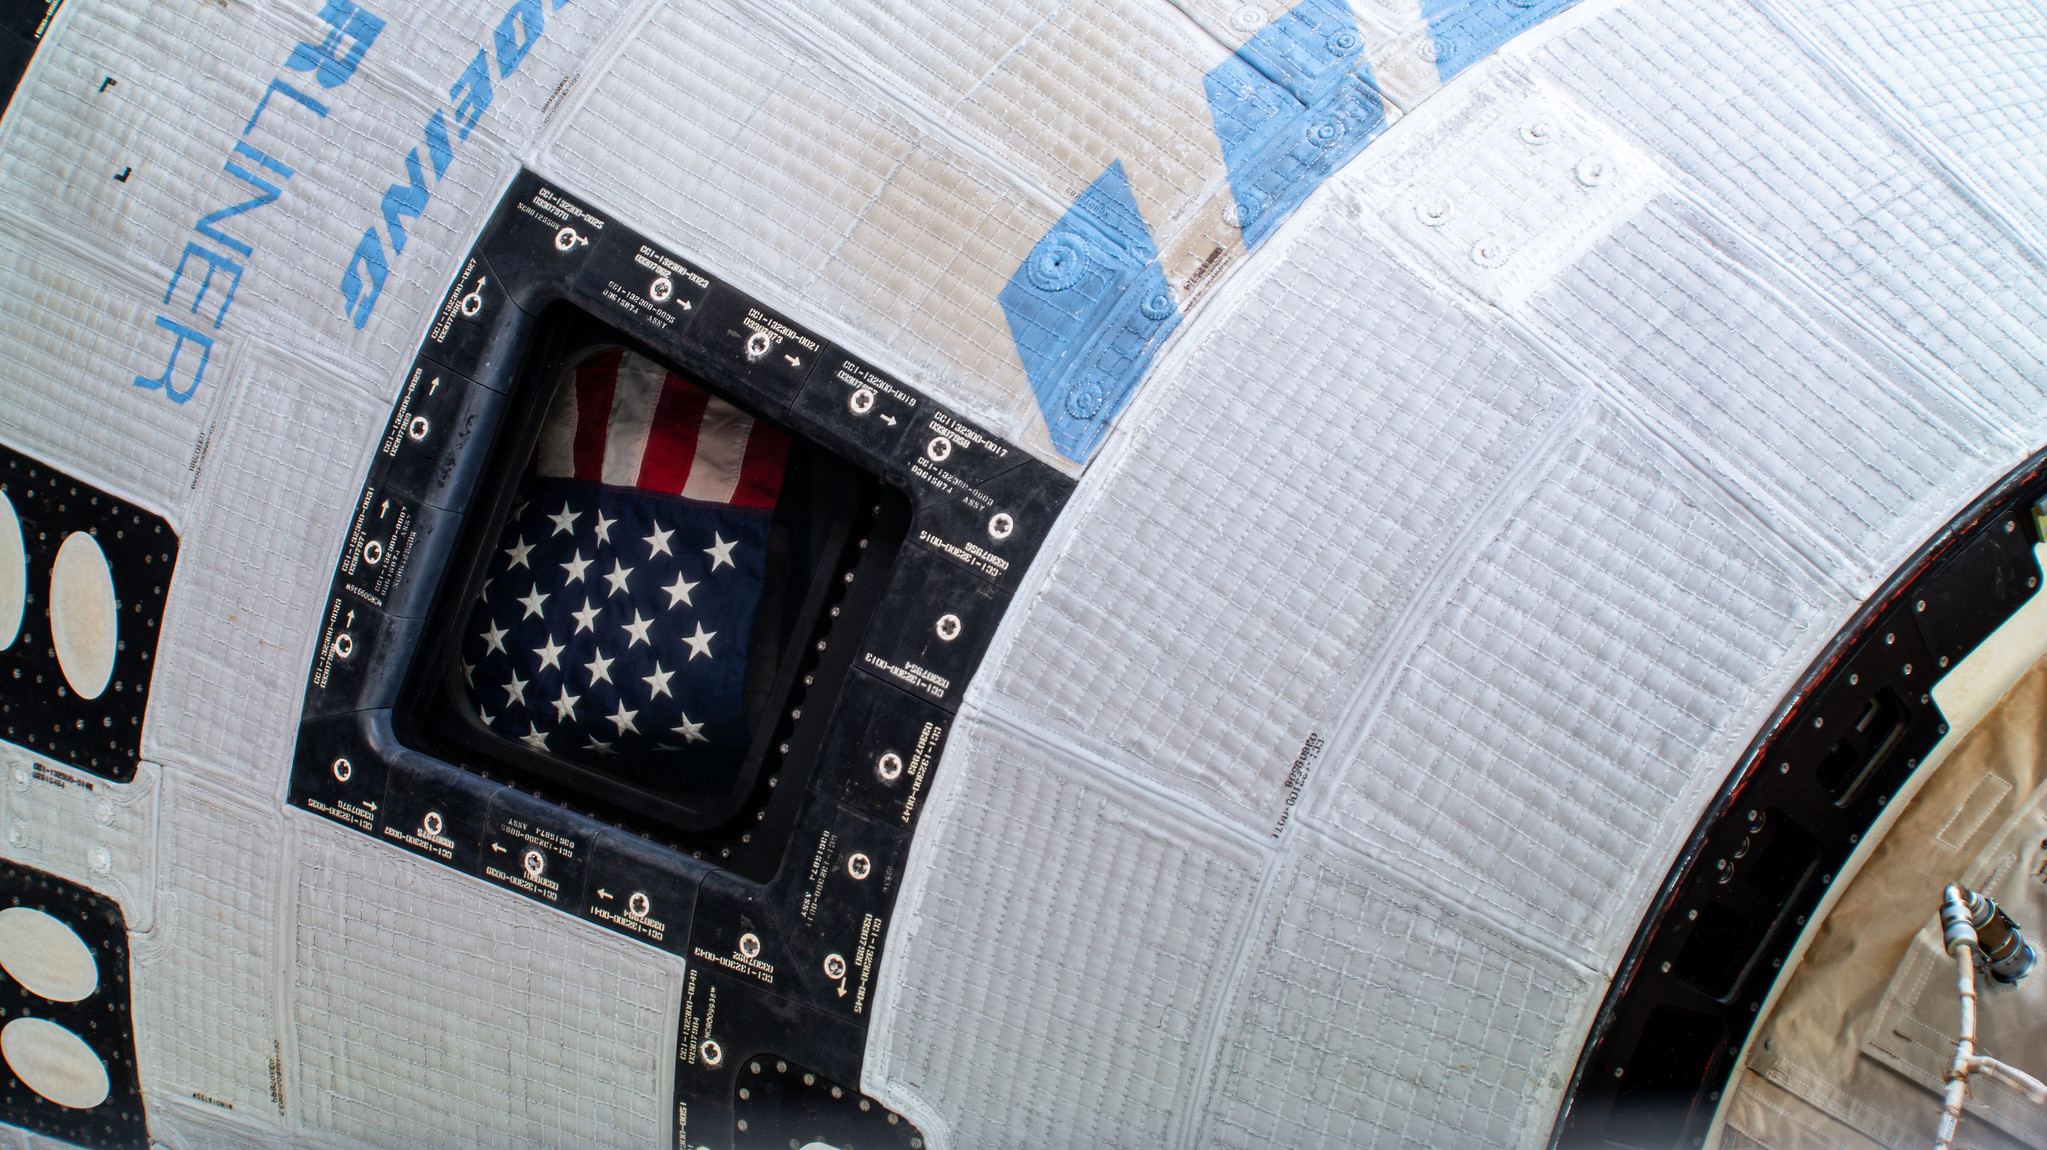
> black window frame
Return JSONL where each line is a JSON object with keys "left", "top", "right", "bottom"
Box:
{"left": 288, "top": 170, "right": 1073, "bottom": 1127}
{"left": 395, "top": 301, "right": 914, "bottom": 840}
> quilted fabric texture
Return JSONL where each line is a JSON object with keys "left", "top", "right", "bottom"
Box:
{"left": 0, "top": 0, "right": 2042, "bottom": 1142}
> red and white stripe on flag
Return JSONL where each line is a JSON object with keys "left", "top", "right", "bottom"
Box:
{"left": 532, "top": 348, "right": 789, "bottom": 509}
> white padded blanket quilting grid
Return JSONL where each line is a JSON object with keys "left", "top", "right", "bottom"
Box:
{"left": 0, "top": 236, "right": 214, "bottom": 520}
{"left": 1529, "top": 201, "right": 1997, "bottom": 590}
{"left": 791, "top": 0, "right": 1230, "bottom": 225}
{"left": 989, "top": 197, "right": 1569, "bottom": 832}
{"left": 230, "top": 0, "right": 634, "bottom": 375}
{"left": 143, "top": 345, "right": 381, "bottom": 792}
{"left": 869, "top": 716, "right": 1264, "bottom": 1149}
{"left": 1791, "top": 0, "right": 2047, "bottom": 228}
{"left": 0, "top": 0, "right": 2042, "bottom": 1141}
{"left": 131, "top": 776, "right": 284, "bottom": 1127}
{"left": 544, "top": 0, "right": 1057, "bottom": 439}
{"left": 872, "top": 0, "right": 2044, "bottom": 1137}
{"left": 1524, "top": 0, "right": 2047, "bottom": 443}
{"left": 145, "top": 1101, "right": 294, "bottom": 1150}
{"left": 0, "top": 0, "right": 279, "bottom": 514}
{"left": 1192, "top": 837, "right": 1595, "bottom": 1150}
{"left": 1322, "top": 402, "right": 1843, "bottom": 962}
{"left": 0, "top": 756, "right": 158, "bottom": 932}
{"left": 0, "top": 0, "right": 637, "bottom": 509}
{"left": 0, "top": 0, "right": 311, "bottom": 264}
{"left": 291, "top": 816, "right": 681, "bottom": 1148}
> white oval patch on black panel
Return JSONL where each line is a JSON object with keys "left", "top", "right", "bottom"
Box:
{"left": 0, "top": 861, "right": 146, "bottom": 1148}
{"left": 0, "top": 447, "right": 177, "bottom": 783}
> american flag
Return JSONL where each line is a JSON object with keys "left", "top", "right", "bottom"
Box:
{"left": 461, "top": 348, "right": 789, "bottom": 789}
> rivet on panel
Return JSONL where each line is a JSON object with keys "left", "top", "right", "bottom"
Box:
{"left": 1065, "top": 382, "right": 1106, "bottom": 420}
{"left": 1026, "top": 236, "right": 1090, "bottom": 292}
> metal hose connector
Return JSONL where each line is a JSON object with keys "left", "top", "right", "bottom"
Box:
{"left": 1943, "top": 882, "right": 1979, "bottom": 956}
{"left": 1960, "top": 885, "right": 2038, "bottom": 985}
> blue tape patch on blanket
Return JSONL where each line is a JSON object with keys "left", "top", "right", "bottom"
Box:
{"left": 1204, "top": 0, "right": 1390, "bottom": 250}
{"left": 1422, "top": 0, "right": 1583, "bottom": 83}
{"left": 1000, "top": 161, "right": 1180, "bottom": 464}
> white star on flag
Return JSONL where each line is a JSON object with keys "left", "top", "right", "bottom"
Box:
{"left": 504, "top": 537, "right": 534, "bottom": 569}
{"left": 551, "top": 686, "right": 581, "bottom": 721}
{"left": 548, "top": 504, "right": 581, "bottom": 536}
{"left": 645, "top": 524, "right": 673, "bottom": 558}
{"left": 560, "top": 551, "right": 592, "bottom": 584}
{"left": 517, "top": 586, "right": 549, "bottom": 620}
{"left": 704, "top": 532, "right": 737, "bottom": 571}
{"left": 482, "top": 622, "right": 509, "bottom": 655}
{"left": 643, "top": 662, "right": 674, "bottom": 699}
{"left": 662, "top": 573, "right": 698, "bottom": 609}
{"left": 683, "top": 622, "right": 716, "bottom": 661}
{"left": 534, "top": 635, "right": 565, "bottom": 671}
{"left": 585, "top": 648, "right": 615, "bottom": 685}
{"left": 571, "top": 599, "right": 602, "bottom": 634}
{"left": 602, "top": 558, "right": 634, "bottom": 597}
{"left": 622, "top": 610, "right": 655, "bottom": 648}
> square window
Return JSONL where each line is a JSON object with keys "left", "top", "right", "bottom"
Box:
{"left": 395, "top": 305, "right": 909, "bottom": 842}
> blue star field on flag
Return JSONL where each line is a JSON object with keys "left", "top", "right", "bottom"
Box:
{"left": 461, "top": 475, "right": 771, "bottom": 788}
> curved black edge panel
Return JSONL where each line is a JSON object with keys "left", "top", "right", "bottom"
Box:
{"left": 288, "top": 170, "right": 1075, "bottom": 1150}
{"left": 727, "top": 1055, "right": 924, "bottom": 1150}
{"left": 0, "top": 443, "right": 177, "bottom": 783}
{"left": 0, "top": 861, "right": 148, "bottom": 1149}
{"left": 1554, "top": 448, "right": 2047, "bottom": 1149}
{"left": 0, "top": 0, "right": 60, "bottom": 118}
